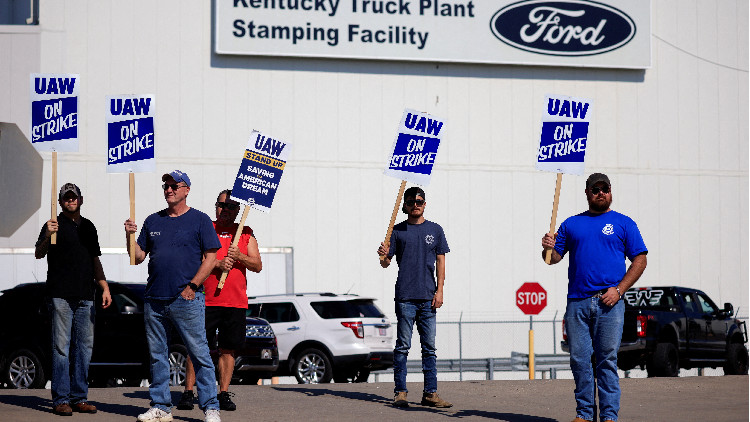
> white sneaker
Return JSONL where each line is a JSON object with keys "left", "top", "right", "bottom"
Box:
{"left": 137, "top": 407, "right": 173, "bottom": 422}
{"left": 205, "top": 409, "right": 221, "bottom": 422}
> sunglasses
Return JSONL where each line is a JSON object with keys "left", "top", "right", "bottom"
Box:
{"left": 216, "top": 202, "right": 240, "bottom": 211}
{"left": 405, "top": 199, "right": 425, "bottom": 206}
{"left": 162, "top": 183, "right": 186, "bottom": 191}
{"left": 590, "top": 186, "right": 610, "bottom": 195}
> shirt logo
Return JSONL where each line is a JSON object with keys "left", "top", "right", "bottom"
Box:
{"left": 218, "top": 232, "right": 232, "bottom": 239}
{"left": 602, "top": 224, "right": 614, "bottom": 235}
{"left": 425, "top": 234, "right": 435, "bottom": 245}
{"left": 150, "top": 231, "right": 160, "bottom": 236}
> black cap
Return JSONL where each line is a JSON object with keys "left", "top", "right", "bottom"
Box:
{"left": 586, "top": 173, "right": 610, "bottom": 190}
{"left": 58, "top": 183, "right": 81, "bottom": 200}
{"left": 404, "top": 186, "right": 425, "bottom": 200}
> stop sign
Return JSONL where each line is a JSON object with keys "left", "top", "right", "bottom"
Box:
{"left": 516, "top": 282, "right": 547, "bottom": 315}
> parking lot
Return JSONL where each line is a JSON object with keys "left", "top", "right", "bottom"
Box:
{"left": 0, "top": 376, "right": 745, "bottom": 421}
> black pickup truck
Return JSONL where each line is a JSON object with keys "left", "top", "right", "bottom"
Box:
{"left": 563, "top": 286, "right": 748, "bottom": 377}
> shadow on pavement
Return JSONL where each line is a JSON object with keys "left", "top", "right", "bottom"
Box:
{"left": 0, "top": 394, "right": 52, "bottom": 415}
{"left": 272, "top": 387, "right": 557, "bottom": 421}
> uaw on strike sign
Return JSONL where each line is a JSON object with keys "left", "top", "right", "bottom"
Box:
{"left": 536, "top": 94, "right": 592, "bottom": 176}
{"left": 29, "top": 74, "right": 79, "bottom": 152}
{"left": 106, "top": 95, "right": 155, "bottom": 173}
{"left": 230, "top": 130, "right": 290, "bottom": 212}
{"left": 384, "top": 109, "right": 445, "bottom": 186}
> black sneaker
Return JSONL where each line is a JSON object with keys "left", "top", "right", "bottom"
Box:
{"left": 176, "top": 390, "right": 195, "bottom": 410}
{"left": 217, "top": 391, "right": 237, "bottom": 411}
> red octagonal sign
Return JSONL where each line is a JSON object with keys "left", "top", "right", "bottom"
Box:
{"left": 516, "top": 282, "right": 547, "bottom": 315}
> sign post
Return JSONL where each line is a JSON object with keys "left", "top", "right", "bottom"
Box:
{"left": 516, "top": 282, "right": 547, "bottom": 379}
{"left": 381, "top": 109, "right": 445, "bottom": 260}
{"left": 536, "top": 94, "right": 592, "bottom": 263}
{"left": 30, "top": 74, "right": 80, "bottom": 244}
{"left": 106, "top": 95, "right": 156, "bottom": 265}
{"left": 225, "top": 130, "right": 291, "bottom": 288}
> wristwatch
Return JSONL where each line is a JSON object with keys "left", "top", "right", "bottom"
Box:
{"left": 188, "top": 282, "right": 200, "bottom": 292}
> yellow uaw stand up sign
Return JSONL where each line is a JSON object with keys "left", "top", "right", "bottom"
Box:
{"left": 535, "top": 94, "right": 592, "bottom": 379}
{"left": 223, "top": 130, "right": 291, "bottom": 288}
{"left": 381, "top": 109, "right": 446, "bottom": 260}
{"left": 30, "top": 74, "right": 80, "bottom": 245}
{"left": 105, "top": 95, "right": 156, "bottom": 265}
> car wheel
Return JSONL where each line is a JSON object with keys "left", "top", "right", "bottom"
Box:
{"left": 169, "top": 344, "right": 189, "bottom": 386}
{"left": 6, "top": 348, "right": 46, "bottom": 389}
{"left": 648, "top": 342, "right": 679, "bottom": 377}
{"left": 723, "top": 343, "right": 749, "bottom": 375}
{"left": 293, "top": 348, "right": 332, "bottom": 384}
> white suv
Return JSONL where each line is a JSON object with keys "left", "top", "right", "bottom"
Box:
{"left": 247, "top": 293, "right": 393, "bottom": 384}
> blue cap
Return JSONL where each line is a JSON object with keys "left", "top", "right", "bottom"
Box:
{"left": 162, "top": 170, "right": 191, "bottom": 187}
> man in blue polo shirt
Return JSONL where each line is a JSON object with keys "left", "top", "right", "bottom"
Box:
{"left": 124, "top": 170, "right": 222, "bottom": 422}
{"left": 541, "top": 173, "right": 648, "bottom": 422}
{"left": 377, "top": 186, "right": 452, "bottom": 409}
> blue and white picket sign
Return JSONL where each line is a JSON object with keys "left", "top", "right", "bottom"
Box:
{"left": 106, "top": 95, "right": 156, "bottom": 173}
{"left": 383, "top": 109, "right": 446, "bottom": 186}
{"left": 535, "top": 94, "right": 593, "bottom": 176}
{"left": 29, "top": 74, "right": 80, "bottom": 152}
{"left": 230, "top": 130, "right": 291, "bottom": 213}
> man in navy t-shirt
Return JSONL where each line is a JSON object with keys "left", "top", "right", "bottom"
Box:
{"left": 541, "top": 173, "right": 648, "bottom": 422}
{"left": 378, "top": 186, "right": 452, "bottom": 409}
{"left": 124, "top": 170, "right": 223, "bottom": 422}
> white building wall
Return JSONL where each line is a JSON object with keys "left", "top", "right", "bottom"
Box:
{"left": 0, "top": 0, "right": 747, "bottom": 334}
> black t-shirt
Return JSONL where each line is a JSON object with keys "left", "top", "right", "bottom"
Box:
{"left": 36, "top": 213, "right": 102, "bottom": 300}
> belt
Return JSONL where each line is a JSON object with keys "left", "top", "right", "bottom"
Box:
{"left": 591, "top": 288, "right": 610, "bottom": 298}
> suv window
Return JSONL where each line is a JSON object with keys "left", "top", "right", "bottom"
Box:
{"left": 310, "top": 299, "right": 385, "bottom": 319}
{"left": 696, "top": 293, "right": 718, "bottom": 315}
{"left": 248, "top": 302, "right": 300, "bottom": 323}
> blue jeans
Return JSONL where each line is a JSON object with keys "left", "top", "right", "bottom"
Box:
{"left": 49, "top": 298, "right": 95, "bottom": 407}
{"left": 393, "top": 300, "right": 437, "bottom": 394}
{"left": 144, "top": 292, "right": 218, "bottom": 411}
{"left": 565, "top": 297, "right": 625, "bottom": 422}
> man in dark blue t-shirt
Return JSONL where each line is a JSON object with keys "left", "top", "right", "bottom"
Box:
{"left": 378, "top": 186, "right": 452, "bottom": 409}
{"left": 124, "top": 170, "right": 223, "bottom": 422}
{"left": 541, "top": 173, "right": 648, "bottom": 422}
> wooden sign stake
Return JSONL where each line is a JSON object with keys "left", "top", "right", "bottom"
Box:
{"left": 217, "top": 205, "right": 251, "bottom": 290}
{"left": 50, "top": 151, "right": 58, "bottom": 245}
{"left": 381, "top": 180, "right": 407, "bottom": 263}
{"left": 129, "top": 172, "right": 136, "bottom": 265}
{"left": 544, "top": 173, "right": 563, "bottom": 264}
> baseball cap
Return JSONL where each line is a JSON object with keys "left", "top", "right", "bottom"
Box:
{"left": 162, "top": 170, "right": 191, "bottom": 187}
{"left": 58, "top": 183, "right": 81, "bottom": 200}
{"left": 404, "top": 186, "right": 425, "bottom": 200}
{"left": 586, "top": 173, "right": 611, "bottom": 190}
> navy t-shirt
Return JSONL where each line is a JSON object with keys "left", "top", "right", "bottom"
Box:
{"left": 388, "top": 220, "right": 450, "bottom": 301}
{"left": 554, "top": 210, "right": 648, "bottom": 299}
{"left": 137, "top": 208, "right": 221, "bottom": 300}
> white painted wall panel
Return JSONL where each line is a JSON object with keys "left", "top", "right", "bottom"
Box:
{"left": 0, "top": 0, "right": 746, "bottom": 331}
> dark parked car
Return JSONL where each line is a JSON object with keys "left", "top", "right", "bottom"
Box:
{"left": 562, "top": 286, "right": 748, "bottom": 377}
{"left": 0, "top": 282, "right": 278, "bottom": 388}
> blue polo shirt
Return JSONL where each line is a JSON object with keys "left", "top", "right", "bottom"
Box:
{"left": 388, "top": 220, "right": 450, "bottom": 301}
{"left": 137, "top": 208, "right": 221, "bottom": 300}
{"left": 554, "top": 210, "right": 647, "bottom": 299}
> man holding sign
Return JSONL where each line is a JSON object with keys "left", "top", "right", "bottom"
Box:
{"left": 178, "top": 189, "right": 262, "bottom": 412}
{"left": 377, "top": 187, "right": 452, "bottom": 409}
{"left": 541, "top": 173, "right": 647, "bottom": 422}
{"left": 124, "top": 170, "right": 222, "bottom": 422}
{"left": 35, "top": 183, "right": 111, "bottom": 416}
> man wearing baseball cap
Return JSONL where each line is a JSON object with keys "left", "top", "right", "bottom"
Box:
{"left": 377, "top": 186, "right": 452, "bottom": 409}
{"left": 124, "top": 170, "right": 223, "bottom": 422}
{"left": 541, "top": 173, "right": 648, "bottom": 422}
{"left": 35, "top": 183, "right": 112, "bottom": 416}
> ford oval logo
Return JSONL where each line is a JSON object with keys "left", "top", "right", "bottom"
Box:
{"left": 490, "top": 0, "right": 636, "bottom": 56}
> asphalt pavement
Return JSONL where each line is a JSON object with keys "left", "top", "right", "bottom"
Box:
{"left": 0, "top": 376, "right": 746, "bottom": 421}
